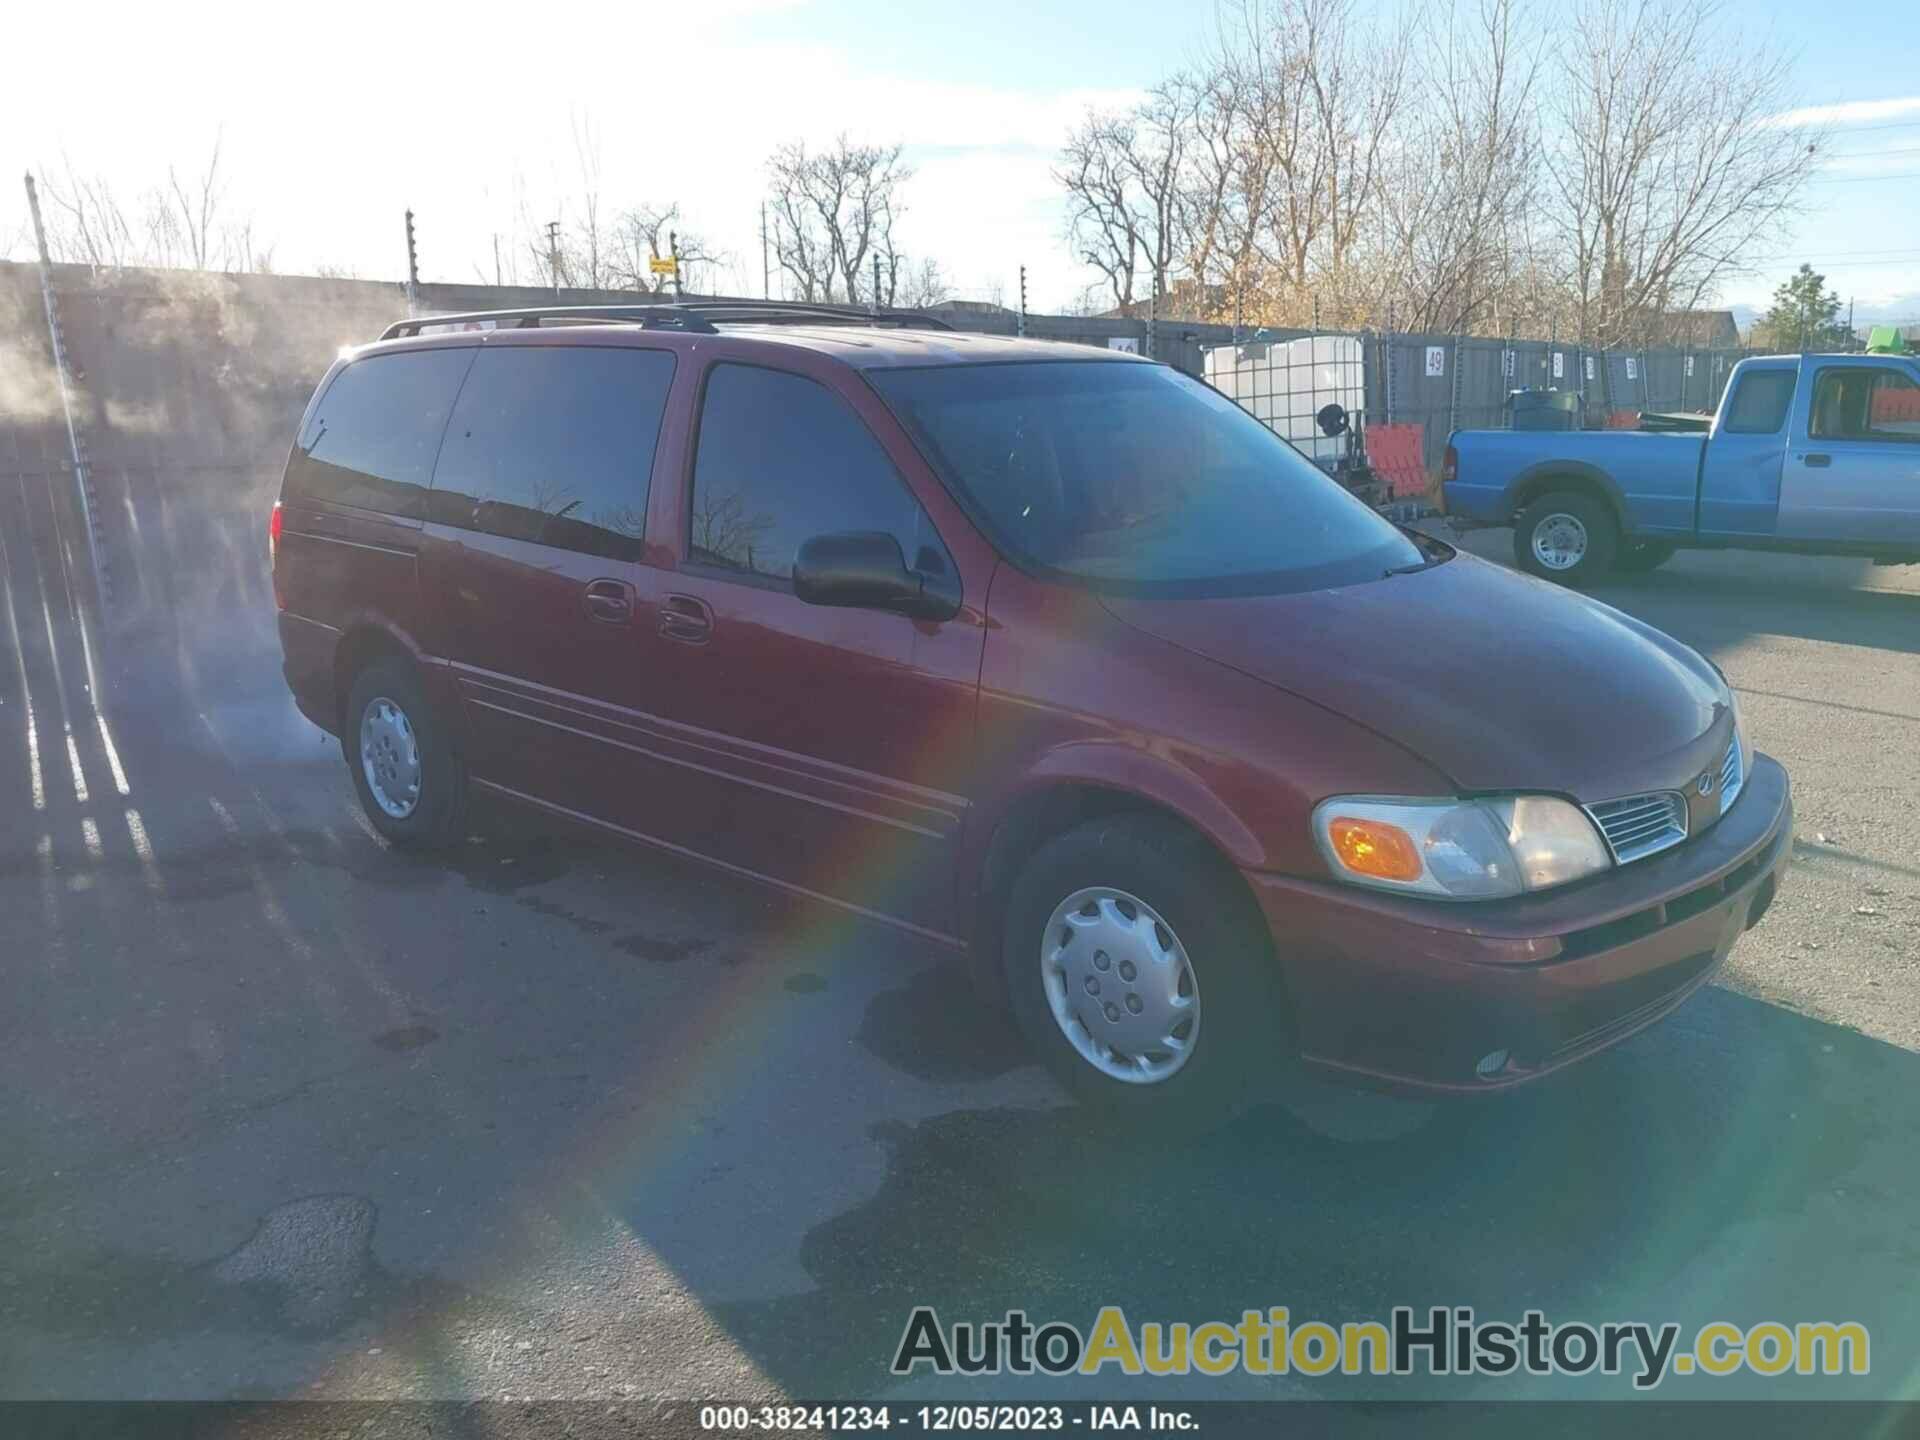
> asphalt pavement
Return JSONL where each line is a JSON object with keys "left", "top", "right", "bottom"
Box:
{"left": 2, "top": 479, "right": 1917, "bottom": 1415}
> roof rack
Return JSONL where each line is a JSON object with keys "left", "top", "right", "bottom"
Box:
{"left": 379, "top": 298, "right": 953, "bottom": 342}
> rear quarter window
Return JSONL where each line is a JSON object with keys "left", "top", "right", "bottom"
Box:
{"left": 285, "top": 348, "right": 476, "bottom": 518}
{"left": 1721, "top": 370, "right": 1795, "bottom": 434}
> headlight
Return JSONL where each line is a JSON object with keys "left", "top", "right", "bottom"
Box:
{"left": 1312, "top": 795, "right": 1613, "bottom": 900}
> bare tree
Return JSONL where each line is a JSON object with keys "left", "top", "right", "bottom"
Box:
{"left": 40, "top": 164, "right": 141, "bottom": 269}
{"left": 159, "top": 135, "right": 225, "bottom": 269}
{"left": 1373, "top": 0, "right": 1542, "bottom": 334}
{"left": 1547, "top": 0, "right": 1823, "bottom": 346}
{"left": 767, "top": 136, "right": 911, "bottom": 304}
{"left": 1058, "top": 110, "right": 1143, "bottom": 311}
{"left": 893, "top": 257, "right": 951, "bottom": 310}
{"left": 607, "top": 204, "right": 721, "bottom": 294}
{"left": 35, "top": 136, "right": 274, "bottom": 275}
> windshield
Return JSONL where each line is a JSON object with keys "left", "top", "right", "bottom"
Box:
{"left": 870, "top": 360, "right": 1423, "bottom": 595}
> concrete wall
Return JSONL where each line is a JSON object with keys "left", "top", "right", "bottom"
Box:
{"left": 0, "top": 261, "right": 1762, "bottom": 628}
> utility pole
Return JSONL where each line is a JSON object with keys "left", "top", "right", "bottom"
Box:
{"left": 871, "top": 253, "right": 882, "bottom": 314}
{"left": 492, "top": 234, "right": 502, "bottom": 288}
{"left": 403, "top": 208, "right": 419, "bottom": 315}
{"left": 760, "top": 202, "right": 770, "bottom": 301}
{"left": 23, "top": 173, "right": 109, "bottom": 615}
{"left": 546, "top": 219, "right": 562, "bottom": 295}
{"left": 1017, "top": 265, "right": 1028, "bottom": 338}
{"left": 670, "top": 230, "right": 684, "bottom": 301}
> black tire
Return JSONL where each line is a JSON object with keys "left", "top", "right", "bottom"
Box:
{"left": 343, "top": 656, "right": 468, "bottom": 850}
{"left": 1002, "top": 814, "right": 1291, "bottom": 1123}
{"left": 1513, "top": 490, "right": 1618, "bottom": 586}
{"left": 1615, "top": 539, "right": 1677, "bottom": 573}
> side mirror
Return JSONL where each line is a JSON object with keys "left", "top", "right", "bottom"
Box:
{"left": 793, "top": 531, "right": 960, "bottom": 621}
{"left": 1316, "top": 402, "right": 1350, "bottom": 437}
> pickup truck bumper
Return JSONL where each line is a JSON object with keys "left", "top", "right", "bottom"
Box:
{"left": 1243, "top": 754, "right": 1792, "bottom": 1094}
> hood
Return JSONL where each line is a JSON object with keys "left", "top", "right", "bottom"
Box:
{"left": 1102, "top": 552, "right": 1731, "bottom": 802}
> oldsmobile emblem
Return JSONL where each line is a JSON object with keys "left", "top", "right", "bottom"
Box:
{"left": 1696, "top": 768, "right": 1717, "bottom": 797}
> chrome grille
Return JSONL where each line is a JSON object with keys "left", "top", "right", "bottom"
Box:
{"left": 1587, "top": 790, "right": 1688, "bottom": 864}
{"left": 1719, "top": 731, "right": 1744, "bottom": 814}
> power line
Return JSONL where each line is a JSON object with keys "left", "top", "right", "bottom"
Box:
{"left": 1823, "top": 145, "right": 1920, "bottom": 160}
{"left": 1806, "top": 170, "right": 1920, "bottom": 184}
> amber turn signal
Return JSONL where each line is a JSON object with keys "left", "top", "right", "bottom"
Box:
{"left": 1326, "top": 816, "right": 1424, "bottom": 883}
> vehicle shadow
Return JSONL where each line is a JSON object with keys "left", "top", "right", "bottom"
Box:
{"left": 1439, "top": 524, "right": 1920, "bottom": 661}
{"left": 676, "top": 967, "right": 1920, "bottom": 1401}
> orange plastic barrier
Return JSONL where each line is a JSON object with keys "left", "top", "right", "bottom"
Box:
{"left": 1366, "top": 423, "right": 1428, "bottom": 498}
{"left": 1871, "top": 387, "right": 1920, "bottom": 425}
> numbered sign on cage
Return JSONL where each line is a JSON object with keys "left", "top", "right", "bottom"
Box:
{"left": 1502, "top": 350, "right": 1515, "bottom": 379}
{"left": 1685, "top": 355, "right": 1695, "bottom": 377}
{"left": 1625, "top": 356, "right": 1638, "bottom": 380}
{"left": 1425, "top": 346, "right": 1446, "bottom": 377}
{"left": 1584, "top": 355, "right": 1596, "bottom": 381}
{"left": 1552, "top": 352, "right": 1565, "bottom": 379}
{"left": 1107, "top": 337, "right": 1140, "bottom": 354}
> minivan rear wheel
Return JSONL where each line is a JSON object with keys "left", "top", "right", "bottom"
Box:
{"left": 1003, "top": 815, "right": 1289, "bottom": 1122}
{"left": 344, "top": 657, "right": 468, "bottom": 849}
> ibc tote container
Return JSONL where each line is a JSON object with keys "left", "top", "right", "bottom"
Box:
{"left": 1203, "top": 335, "right": 1365, "bottom": 469}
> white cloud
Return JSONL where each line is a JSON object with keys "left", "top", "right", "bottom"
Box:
{"left": 1762, "top": 95, "right": 1920, "bottom": 128}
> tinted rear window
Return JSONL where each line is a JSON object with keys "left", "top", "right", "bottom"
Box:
{"left": 870, "top": 361, "right": 1422, "bottom": 596}
{"left": 1721, "top": 370, "right": 1796, "bottom": 434}
{"left": 286, "top": 349, "right": 475, "bottom": 518}
{"left": 429, "top": 346, "right": 676, "bottom": 560}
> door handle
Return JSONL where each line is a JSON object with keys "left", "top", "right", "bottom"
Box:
{"left": 658, "top": 593, "right": 714, "bottom": 645}
{"left": 1802, "top": 452, "right": 1832, "bottom": 468}
{"left": 584, "top": 578, "right": 635, "bottom": 625}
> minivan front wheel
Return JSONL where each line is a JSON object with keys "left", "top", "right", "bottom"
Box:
{"left": 1004, "top": 815, "right": 1288, "bottom": 1120}
{"left": 344, "top": 658, "right": 467, "bottom": 849}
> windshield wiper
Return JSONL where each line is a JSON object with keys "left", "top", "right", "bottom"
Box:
{"left": 1383, "top": 530, "right": 1454, "bottom": 577}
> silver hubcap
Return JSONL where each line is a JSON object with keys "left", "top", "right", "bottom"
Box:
{"left": 359, "top": 697, "right": 421, "bottom": 819}
{"left": 1531, "top": 512, "right": 1589, "bottom": 571}
{"left": 1041, "top": 887, "right": 1200, "bottom": 1084}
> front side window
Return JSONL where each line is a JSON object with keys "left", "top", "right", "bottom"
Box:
{"left": 1721, "top": 369, "right": 1795, "bottom": 435}
{"left": 430, "top": 346, "right": 676, "bottom": 559}
{"left": 288, "top": 348, "right": 476, "bottom": 518}
{"left": 870, "top": 360, "right": 1423, "bottom": 596}
{"left": 688, "top": 364, "right": 948, "bottom": 584}
{"left": 1809, "top": 366, "right": 1920, "bottom": 443}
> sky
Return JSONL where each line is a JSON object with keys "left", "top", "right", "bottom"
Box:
{"left": 2, "top": 0, "right": 1917, "bottom": 326}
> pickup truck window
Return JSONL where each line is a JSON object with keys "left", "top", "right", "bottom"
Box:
{"left": 1809, "top": 366, "right": 1920, "bottom": 444}
{"left": 1722, "top": 370, "right": 1796, "bottom": 434}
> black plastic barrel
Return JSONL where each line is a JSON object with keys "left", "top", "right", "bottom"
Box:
{"left": 1508, "top": 388, "right": 1579, "bottom": 431}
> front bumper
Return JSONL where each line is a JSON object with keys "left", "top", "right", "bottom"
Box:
{"left": 1246, "top": 754, "right": 1793, "bottom": 1094}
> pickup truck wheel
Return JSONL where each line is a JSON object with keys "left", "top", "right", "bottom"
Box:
{"left": 1515, "top": 491, "right": 1617, "bottom": 585}
{"left": 1615, "top": 539, "right": 1677, "bottom": 573}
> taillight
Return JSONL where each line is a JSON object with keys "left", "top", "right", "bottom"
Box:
{"left": 1441, "top": 445, "right": 1458, "bottom": 485}
{"left": 269, "top": 501, "right": 285, "bottom": 610}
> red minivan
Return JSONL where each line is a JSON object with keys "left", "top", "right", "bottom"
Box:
{"left": 273, "top": 302, "right": 1791, "bottom": 1116}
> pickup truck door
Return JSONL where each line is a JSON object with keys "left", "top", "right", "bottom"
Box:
{"left": 1696, "top": 364, "right": 1796, "bottom": 537}
{"left": 1777, "top": 360, "right": 1920, "bottom": 545}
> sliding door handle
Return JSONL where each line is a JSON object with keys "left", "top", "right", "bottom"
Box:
{"left": 658, "top": 593, "right": 714, "bottom": 644}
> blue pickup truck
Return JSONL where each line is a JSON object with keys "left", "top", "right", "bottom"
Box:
{"left": 1441, "top": 352, "right": 1920, "bottom": 584}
